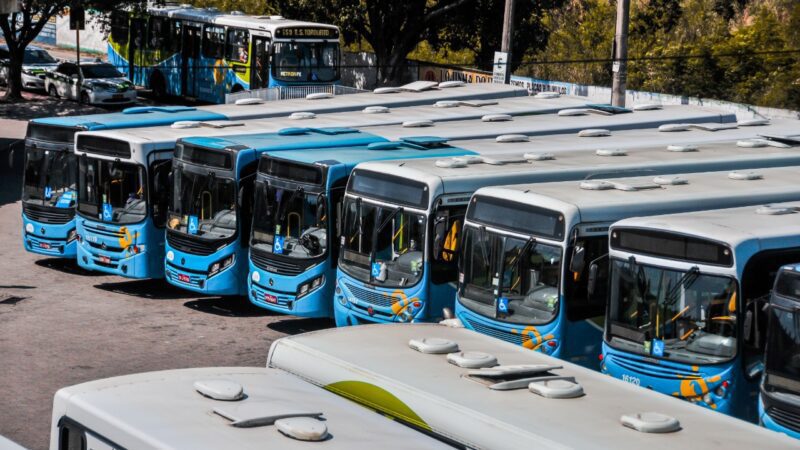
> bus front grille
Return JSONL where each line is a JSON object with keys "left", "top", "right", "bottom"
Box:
{"left": 769, "top": 406, "right": 800, "bottom": 432}
{"left": 343, "top": 282, "right": 394, "bottom": 308}
{"left": 23, "top": 203, "right": 74, "bottom": 225}
{"left": 166, "top": 231, "right": 217, "bottom": 256}
{"left": 250, "top": 250, "right": 304, "bottom": 276}
{"left": 461, "top": 314, "right": 523, "bottom": 345}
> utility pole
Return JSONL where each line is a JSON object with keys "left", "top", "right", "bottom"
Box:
{"left": 611, "top": 0, "right": 630, "bottom": 107}
{"left": 500, "top": 0, "right": 515, "bottom": 84}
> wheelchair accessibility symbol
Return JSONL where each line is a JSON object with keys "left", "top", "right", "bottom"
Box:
{"left": 102, "top": 203, "right": 113, "bottom": 221}
{"left": 188, "top": 215, "right": 199, "bottom": 235}
{"left": 497, "top": 296, "right": 509, "bottom": 315}
{"left": 273, "top": 235, "right": 285, "bottom": 254}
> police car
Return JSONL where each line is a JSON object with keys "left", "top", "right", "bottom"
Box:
{"left": 0, "top": 44, "right": 58, "bottom": 90}
{"left": 45, "top": 59, "right": 137, "bottom": 105}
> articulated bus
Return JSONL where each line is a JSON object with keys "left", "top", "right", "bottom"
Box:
{"left": 70, "top": 95, "right": 605, "bottom": 279}
{"left": 21, "top": 81, "right": 526, "bottom": 260}
{"left": 266, "top": 324, "right": 797, "bottom": 449}
{"left": 108, "top": 5, "right": 342, "bottom": 103}
{"left": 170, "top": 103, "right": 737, "bottom": 296}
{"left": 331, "top": 128, "right": 795, "bottom": 328}
{"left": 49, "top": 367, "right": 450, "bottom": 450}
{"left": 604, "top": 203, "right": 800, "bottom": 422}
{"left": 250, "top": 122, "right": 797, "bottom": 320}
{"left": 762, "top": 264, "right": 800, "bottom": 438}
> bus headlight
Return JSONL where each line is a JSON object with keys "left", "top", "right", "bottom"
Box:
{"left": 208, "top": 254, "right": 235, "bottom": 276}
{"left": 67, "top": 229, "right": 78, "bottom": 242}
{"left": 297, "top": 275, "right": 324, "bottom": 298}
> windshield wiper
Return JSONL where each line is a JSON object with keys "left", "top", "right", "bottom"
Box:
{"left": 477, "top": 226, "right": 491, "bottom": 267}
{"left": 664, "top": 266, "right": 700, "bottom": 306}
{"left": 369, "top": 206, "right": 404, "bottom": 267}
{"left": 498, "top": 236, "right": 537, "bottom": 298}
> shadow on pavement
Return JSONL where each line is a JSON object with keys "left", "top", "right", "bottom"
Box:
{"left": 267, "top": 317, "right": 335, "bottom": 335}
{"left": 94, "top": 279, "right": 198, "bottom": 300}
{"left": 34, "top": 258, "right": 105, "bottom": 276}
{"left": 184, "top": 296, "right": 277, "bottom": 317}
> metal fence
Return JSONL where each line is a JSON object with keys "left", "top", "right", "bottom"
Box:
{"left": 225, "top": 84, "right": 368, "bottom": 104}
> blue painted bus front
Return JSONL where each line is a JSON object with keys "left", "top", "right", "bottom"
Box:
{"left": 76, "top": 216, "right": 164, "bottom": 279}
{"left": 21, "top": 107, "right": 227, "bottom": 260}
{"left": 164, "top": 128, "right": 385, "bottom": 296}
{"left": 248, "top": 141, "right": 477, "bottom": 318}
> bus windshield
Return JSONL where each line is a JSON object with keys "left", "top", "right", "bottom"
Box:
{"left": 765, "top": 271, "right": 800, "bottom": 387}
{"left": 251, "top": 181, "right": 327, "bottom": 259}
{"left": 606, "top": 258, "right": 738, "bottom": 365}
{"left": 460, "top": 226, "right": 562, "bottom": 325}
{"left": 22, "top": 147, "right": 77, "bottom": 208}
{"left": 339, "top": 197, "right": 425, "bottom": 287}
{"left": 167, "top": 166, "right": 236, "bottom": 241}
{"left": 273, "top": 41, "right": 339, "bottom": 82}
{"left": 77, "top": 158, "right": 145, "bottom": 224}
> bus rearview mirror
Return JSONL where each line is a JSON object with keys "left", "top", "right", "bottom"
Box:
{"left": 587, "top": 263, "right": 599, "bottom": 296}
{"left": 569, "top": 245, "right": 585, "bottom": 274}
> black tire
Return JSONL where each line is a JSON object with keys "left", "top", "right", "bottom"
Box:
{"left": 150, "top": 71, "right": 166, "bottom": 98}
{"left": 48, "top": 84, "right": 58, "bottom": 98}
{"left": 80, "top": 92, "right": 90, "bottom": 105}
{"left": 231, "top": 84, "right": 244, "bottom": 93}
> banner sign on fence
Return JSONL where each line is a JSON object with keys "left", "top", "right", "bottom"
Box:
{"left": 418, "top": 64, "right": 492, "bottom": 84}
{"left": 493, "top": 51, "right": 508, "bottom": 84}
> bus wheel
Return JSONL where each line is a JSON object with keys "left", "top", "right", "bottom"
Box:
{"left": 150, "top": 71, "right": 166, "bottom": 98}
{"left": 231, "top": 84, "right": 244, "bottom": 93}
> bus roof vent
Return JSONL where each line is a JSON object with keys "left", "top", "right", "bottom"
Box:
{"left": 435, "top": 158, "right": 468, "bottom": 169}
{"left": 632, "top": 103, "right": 662, "bottom": 111}
{"left": 482, "top": 114, "right": 513, "bottom": 122}
{"left": 447, "top": 351, "right": 498, "bottom": 369}
{"left": 199, "top": 121, "right": 245, "bottom": 128}
{"left": 580, "top": 180, "right": 615, "bottom": 190}
{"left": 529, "top": 378, "right": 584, "bottom": 399}
{"left": 403, "top": 120, "right": 434, "bottom": 128}
{"left": 737, "top": 139, "right": 769, "bottom": 148}
{"left": 620, "top": 412, "right": 681, "bottom": 434}
{"left": 524, "top": 152, "right": 555, "bottom": 161}
{"left": 400, "top": 81, "right": 439, "bottom": 92}
{"left": 434, "top": 100, "right": 460, "bottom": 108}
{"left": 438, "top": 80, "right": 466, "bottom": 88}
{"left": 401, "top": 136, "right": 450, "bottom": 147}
{"left": 728, "top": 171, "right": 763, "bottom": 181}
{"left": 373, "top": 87, "right": 402, "bottom": 94}
{"left": 277, "top": 127, "right": 311, "bottom": 136}
{"left": 194, "top": 379, "right": 244, "bottom": 401}
{"left": 666, "top": 144, "right": 698, "bottom": 152}
{"left": 756, "top": 204, "right": 799, "bottom": 215}
{"left": 578, "top": 129, "right": 611, "bottom": 137}
{"left": 363, "top": 106, "right": 390, "bottom": 114}
{"left": 290, "top": 112, "right": 316, "bottom": 120}
{"left": 496, "top": 134, "right": 529, "bottom": 143}
{"left": 558, "top": 108, "right": 591, "bottom": 116}
{"left": 234, "top": 98, "right": 264, "bottom": 105}
{"left": 653, "top": 175, "right": 688, "bottom": 186}
{"left": 690, "top": 122, "right": 739, "bottom": 131}
{"left": 581, "top": 179, "right": 663, "bottom": 191}
{"left": 460, "top": 99, "right": 498, "bottom": 107}
{"left": 367, "top": 142, "right": 404, "bottom": 151}
{"left": 305, "top": 92, "right": 333, "bottom": 100}
{"left": 738, "top": 118, "right": 770, "bottom": 127}
{"left": 122, "top": 106, "right": 197, "bottom": 114}
{"left": 758, "top": 134, "right": 800, "bottom": 146}
{"left": 595, "top": 149, "right": 626, "bottom": 157}
{"left": 213, "top": 401, "right": 324, "bottom": 430}
{"left": 275, "top": 417, "right": 329, "bottom": 441}
{"left": 534, "top": 91, "right": 560, "bottom": 99}
{"left": 659, "top": 123, "right": 690, "bottom": 132}
{"left": 171, "top": 121, "right": 200, "bottom": 129}
{"left": 408, "top": 337, "right": 459, "bottom": 354}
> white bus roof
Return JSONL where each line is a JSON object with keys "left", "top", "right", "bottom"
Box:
{"left": 49, "top": 367, "right": 450, "bottom": 450}
{"left": 267, "top": 324, "right": 796, "bottom": 449}
{"left": 611, "top": 202, "right": 800, "bottom": 256}
{"left": 474, "top": 165, "right": 800, "bottom": 234}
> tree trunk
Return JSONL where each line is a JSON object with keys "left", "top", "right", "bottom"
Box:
{"left": 3, "top": 47, "right": 26, "bottom": 102}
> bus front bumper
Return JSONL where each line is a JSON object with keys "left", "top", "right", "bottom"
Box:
{"left": 247, "top": 264, "right": 331, "bottom": 318}
{"left": 22, "top": 217, "right": 77, "bottom": 258}
{"left": 455, "top": 301, "right": 560, "bottom": 357}
{"left": 332, "top": 277, "right": 427, "bottom": 326}
{"left": 164, "top": 246, "right": 243, "bottom": 296}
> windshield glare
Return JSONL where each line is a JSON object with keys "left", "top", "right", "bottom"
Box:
{"left": 607, "top": 258, "right": 738, "bottom": 365}
{"left": 340, "top": 197, "right": 425, "bottom": 287}
{"left": 24, "top": 49, "right": 56, "bottom": 65}
{"left": 251, "top": 181, "right": 326, "bottom": 259}
{"left": 273, "top": 42, "right": 339, "bottom": 82}
{"left": 78, "top": 157, "right": 145, "bottom": 224}
{"left": 82, "top": 65, "right": 124, "bottom": 79}
{"left": 766, "top": 302, "right": 800, "bottom": 383}
{"left": 23, "top": 147, "right": 77, "bottom": 208}
{"left": 460, "top": 226, "right": 562, "bottom": 325}
{"left": 167, "top": 167, "right": 236, "bottom": 240}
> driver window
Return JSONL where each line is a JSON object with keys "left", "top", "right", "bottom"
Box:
{"left": 431, "top": 205, "right": 465, "bottom": 285}
{"left": 149, "top": 158, "right": 171, "bottom": 228}
{"left": 566, "top": 235, "right": 608, "bottom": 321}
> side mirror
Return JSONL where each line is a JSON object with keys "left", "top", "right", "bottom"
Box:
{"left": 167, "top": 171, "right": 174, "bottom": 190}
{"left": 743, "top": 309, "right": 753, "bottom": 342}
{"left": 569, "top": 244, "right": 586, "bottom": 273}
{"left": 432, "top": 214, "right": 448, "bottom": 260}
{"left": 316, "top": 193, "right": 327, "bottom": 225}
{"left": 587, "top": 263, "right": 599, "bottom": 296}
{"left": 747, "top": 360, "right": 765, "bottom": 379}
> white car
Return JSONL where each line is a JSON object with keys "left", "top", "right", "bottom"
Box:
{"left": 0, "top": 44, "right": 58, "bottom": 90}
{"left": 45, "top": 60, "right": 137, "bottom": 105}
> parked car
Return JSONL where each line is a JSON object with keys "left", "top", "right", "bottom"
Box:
{"left": 0, "top": 44, "right": 59, "bottom": 90}
{"left": 45, "top": 60, "right": 137, "bottom": 105}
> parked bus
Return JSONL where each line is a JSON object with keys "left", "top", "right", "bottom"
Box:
{"left": 761, "top": 264, "right": 800, "bottom": 438}
{"left": 251, "top": 125, "right": 798, "bottom": 319}
{"left": 49, "top": 367, "right": 451, "bottom": 450}
{"left": 332, "top": 130, "right": 796, "bottom": 328}
{"left": 266, "top": 324, "right": 798, "bottom": 449}
{"left": 108, "top": 5, "right": 342, "bottom": 103}
{"left": 21, "top": 81, "right": 527, "bottom": 260}
{"left": 603, "top": 203, "right": 800, "bottom": 422}
{"left": 168, "top": 104, "right": 737, "bottom": 296}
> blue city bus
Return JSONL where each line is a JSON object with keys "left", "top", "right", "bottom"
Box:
{"left": 108, "top": 5, "right": 341, "bottom": 103}
{"left": 164, "top": 128, "right": 388, "bottom": 294}
{"left": 247, "top": 138, "right": 477, "bottom": 317}
{"left": 760, "top": 264, "right": 800, "bottom": 438}
{"left": 21, "top": 82, "right": 528, "bottom": 261}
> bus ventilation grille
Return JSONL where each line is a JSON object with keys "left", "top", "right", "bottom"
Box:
{"left": 166, "top": 232, "right": 217, "bottom": 256}
{"left": 769, "top": 406, "right": 800, "bottom": 432}
{"left": 23, "top": 203, "right": 75, "bottom": 225}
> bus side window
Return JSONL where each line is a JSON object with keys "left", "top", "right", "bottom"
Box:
{"left": 170, "top": 20, "right": 182, "bottom": 53}
{"left": 431, "top": 205, "right": 465, "bottom": 285}
{"left": 148, "top": 16, "right": 167, "bottom": 52}
{"left": 226, "top": 28, "right": 249, "bottom": 63}
{"left": 565, "top": 236, "right": 608, "bottom": 321}
{"left": 111, "top": 12, "right": 129, "bottom": 45}
{"left": 149, "top": 158, "right": 171, "bottom": 228}
{"left": 202, "top": 25, "right": 225, "bottom": 59}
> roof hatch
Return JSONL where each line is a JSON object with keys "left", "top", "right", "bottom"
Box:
{"left": 465, "top": 364, "right": 585, "bottom": 398}
{"left": 234, "top": 98, "right": 264, "bottom": 106}
{"left": 399, "top": 81, "right": 439, "bottom": 92}
{"left": 122, "top": 105, "right": 197, "bottom": 114}
{"left": 756, "top": 204, "right": 799, "bottom": 215}
{"left": 401, "top": 136, "right": 450, "bottom": 147}
{"left": 170, "top": 121, "right": 244, "bottom": 129}
{"left": 534, "top": 91, "right": 560, "bottom": 99}
{"left": 482, "top": 114, "right": 513, "bottom": 122}
{"left": 290, "top": 112, "right": 316, "bottom": 120}
{"left": 578, "top": 129, "right": 611, "bottom": 137}
{"left": 496, "top": 134, "right": 529, "bottom": 143}
{"left": 363, "top": 106, "right": 390, "bottom": 114}
{"left": 595, "top": 149, "right": 627, "bottom": 157}
{"left": 737, "top": 118, "right": 770, "bottom": 127}
{"left": 620, "top": 412, "right": 681, "bottom": 433}
{"left": 214, "top": 401, "right": 323, "bottom": 429}
{"left": 447, "top": 351, "right": 498, "bottom": 368}
{"left": 374, "top": 87, "right": 402, "bottom": 94}
{"left": 632, "top": 103, "right": 662, "bottom": 111}
{"left": 666, "top": 144, "right": 698, "bottom": 152}
{"left": 403, "top": 119, "right": 434, "bottom": 128}
{"left": 194, "top": 379, "right": 244, "bottom": 401}
{"left": 305, "top": 92, "right": 333, "bottom": 100}
{"left": 728, "top": 171, "right": 763, "bottom": 181}
{"left": 580, "top": 179, "right": 666, "bottom": 191}
{"left": 408, "top": 337, "right": 459, "bottom": 354}
{"left": 460, "top": 99, "right": 499, "bottom": 107}
{"left": 434, "top": 100, "right": 460, "bottom": 108}
{"left": 439, "top": 80, "right": 466, "bottom": 88}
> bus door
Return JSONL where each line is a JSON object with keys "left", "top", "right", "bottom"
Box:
{"left": 128, "top": 18, "right": 146, "bottom": 85}
{"left": 181, "top": 24, "right": 201, "bottom": 98}
{"left": 250, "top": 36, "right": 270, "bottom": 90}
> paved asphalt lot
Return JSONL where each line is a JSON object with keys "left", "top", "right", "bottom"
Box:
{"left": 0, "top": 200, "right": 333, "bottom": 449}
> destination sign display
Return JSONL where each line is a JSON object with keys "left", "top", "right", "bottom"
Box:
{"left": 275, "top": 27, "right": 339, "bottom": 39}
